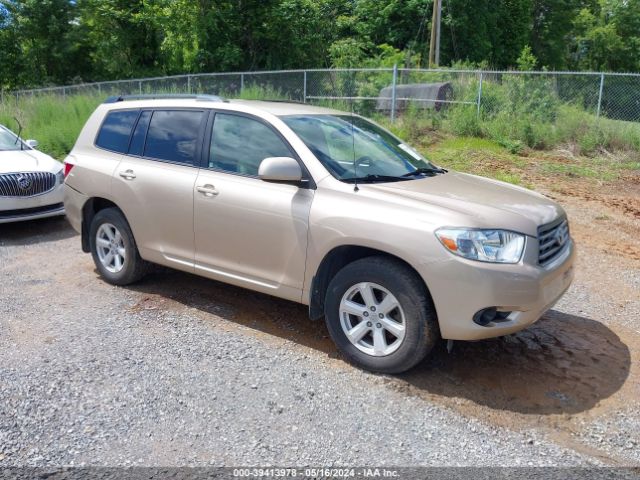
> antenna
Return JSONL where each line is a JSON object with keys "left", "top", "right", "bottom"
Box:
{"left": 13, "top": 117, "right": 23, "bottom": 151}
{"left": 350, "top": 101, "right": 359, "bottom": 192}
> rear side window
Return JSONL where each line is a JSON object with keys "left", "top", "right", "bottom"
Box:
{"left": 95, "top": 110, "right": 139, "bottom": 153}
{"left": 128, "top": 111, "right": 151, "bottom": 157}
{"left": 144, "top": 110, "right": 205, "bottom": 165}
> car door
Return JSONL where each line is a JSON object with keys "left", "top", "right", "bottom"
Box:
{"left": 193, "top": 111, "right": 314, "bottom": 302}
{"left": 112, "top": 108, "right": 207, "bottom": 269}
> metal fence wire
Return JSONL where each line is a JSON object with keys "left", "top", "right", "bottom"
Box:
{"left": 3, "top": 66, "right": 640, "bottom": 126}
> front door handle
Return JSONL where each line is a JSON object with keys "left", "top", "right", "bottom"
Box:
{"left": 196, "top": 184, "right": 219, "bottom": 197}
{"left": 119, "top": 169, "right": 136, "bottom": 180}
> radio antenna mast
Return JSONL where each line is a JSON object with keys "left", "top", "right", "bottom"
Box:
{"left": 350, "top": 100, "right": 359, "bottom": 192}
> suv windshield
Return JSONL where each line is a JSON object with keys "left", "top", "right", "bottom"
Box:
{"left": 0, "top": 126, "right": 26, "bottom": 152}
{"left": 282, "top": 114, "right": 443, "bottom": 183}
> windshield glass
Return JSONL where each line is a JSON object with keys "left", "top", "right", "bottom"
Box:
{"left": 0, "top": 126, "right": 25, "bottom": 151}
{"left": 282, "top": 114, "right": 441, "bottom": 183}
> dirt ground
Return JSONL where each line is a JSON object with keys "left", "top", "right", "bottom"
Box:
{"left": 1, "top": 159, "right": 639, "bottom": 466}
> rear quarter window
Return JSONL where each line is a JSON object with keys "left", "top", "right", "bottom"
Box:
{"left": 95, "top": 110, "right": 139, "bottom": 153}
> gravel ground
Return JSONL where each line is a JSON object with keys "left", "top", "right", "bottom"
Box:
{"left": 0, "top": 215, "right": 638, "bottom": 468}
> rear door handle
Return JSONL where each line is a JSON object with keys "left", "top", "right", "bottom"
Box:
{"left": 196, "top": 184, "right": 219, "bottom": 197}
{"left": 119, "top": 169, "right": 136, "bottom": 180}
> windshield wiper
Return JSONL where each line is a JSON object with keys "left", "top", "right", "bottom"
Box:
{"left": 343, "top": 174, "right": 410, "bottom": 184}
{"left": 402, "top": 167, "right": 447, "bottom": 177}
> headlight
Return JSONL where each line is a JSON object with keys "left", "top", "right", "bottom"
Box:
{"left": 435, "top": 228, "right": 525, "bottom": 263}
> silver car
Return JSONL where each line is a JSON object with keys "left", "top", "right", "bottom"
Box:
{"left": 0, "top": 125, "right": 65, "bottom": 224}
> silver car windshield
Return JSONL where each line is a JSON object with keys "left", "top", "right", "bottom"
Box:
{"left": 282, "top": 114, "right": 443, "bottom": 183}
{"left": 0, "top": 126, "right": 26, "bottom": 152}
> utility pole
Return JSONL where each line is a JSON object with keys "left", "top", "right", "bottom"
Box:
{"left": 429, "top": 0, "right": 442, "bottom": 68}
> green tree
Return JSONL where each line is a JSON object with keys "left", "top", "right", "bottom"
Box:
{"left": 0, "top": 0, "right": 88, "bottom": 87}
{"left": 569, "top": 0, "right": 640, "bottom": 72}
{"left": 77, "top": 0, "right": 163, "bottom": 79}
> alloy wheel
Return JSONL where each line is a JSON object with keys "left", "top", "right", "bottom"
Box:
{"left": 96, "top": 223, "right": 126, "bottom": 273}
{"left": 339, "top": 282, "right": 406, "bottom": 356}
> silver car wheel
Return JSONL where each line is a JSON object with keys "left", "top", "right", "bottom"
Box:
{"left": 339, "top": 282, "right": 406, "bottom": 357}
{"left": 96, "top": 223, "right": 126, "bottom": 274}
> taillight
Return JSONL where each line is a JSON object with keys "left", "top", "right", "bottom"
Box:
{"left": 63, "top": 162, "right": 75, "bottom": 178}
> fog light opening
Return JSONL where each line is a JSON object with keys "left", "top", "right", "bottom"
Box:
{"left": 473, "top": 307, "right": 496, "bottom": 326}
{"left": 473, "top": 308, "right": 512, "bottom": 327}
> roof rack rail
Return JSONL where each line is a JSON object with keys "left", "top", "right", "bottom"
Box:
{"left": 103, "top": 94, "right": 227, "bottom": 104}
{"left": 256, "top": 99, "right": 308, "bottom": 105}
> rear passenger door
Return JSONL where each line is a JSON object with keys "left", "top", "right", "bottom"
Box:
{"left": 112, "top": 109, "right": 207, "bottom": 269}
{"left": 193, "top": 111, "right": 314, "bottom": 302}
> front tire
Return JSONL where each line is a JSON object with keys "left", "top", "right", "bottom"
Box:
{"left": 89, "top": 208, "right": 148, "bottom": 285}
{"left": 324, "top": 256, "right": 439, "bottom": 374}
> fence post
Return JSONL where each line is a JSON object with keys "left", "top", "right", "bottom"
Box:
{"left": 596, "top": 73, "right": 605, "bottom": 119}
{"left": 303, "top": 71, "right": 307, "bottom": 103}
{"left": 476, "top": 71, "right": 484, "bottom": 118}
{"left": 240, "top": 73, "right": 244, "bottom": 94}
{"left": 390, "top": 63, "right": 398, "bottom": 123}
{"left": 139, "top": 81, "right": 143, "bottom": 95}
{"left": 187, "top": 75, "right": 192, "bottom": 94}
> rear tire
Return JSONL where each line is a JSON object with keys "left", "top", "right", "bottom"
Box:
{"left": 89, "top": 207, "right": 148, "bottom": 285}
{"left": 324, "top": 256, "right": 439, "bottom": 374}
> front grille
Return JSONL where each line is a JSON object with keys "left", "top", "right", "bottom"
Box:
{"left": 0, "top": 172, "right": 57, "bottom": 197}
{"left": 538, "top": 218, "right": 570, "bottom": 266}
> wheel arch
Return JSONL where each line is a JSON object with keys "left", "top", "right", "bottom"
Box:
{"left": 81, "top": 197, "right": 126, "bottom": 253}
{"left": 308, "top": 245, "right": 433, "bottom": 321}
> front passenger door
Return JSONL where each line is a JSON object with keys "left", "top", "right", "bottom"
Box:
{"left": 193, "top": 112, "right": 314, "bottom": 302}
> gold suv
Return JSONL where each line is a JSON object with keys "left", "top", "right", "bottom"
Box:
{"left": 64, "top": 95, "right": 575, "bottom": 373}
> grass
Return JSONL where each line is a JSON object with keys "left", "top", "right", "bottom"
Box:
{"left": 0, "top": 89, "right": 637, "bottom": 190}
{"left": 0, "top": 94, "right": 102, "bottom": 159}
{"left": 540, "top": 162, "right": 617, "bottom": 181}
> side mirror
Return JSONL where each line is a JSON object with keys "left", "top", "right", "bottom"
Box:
{"left": 258, "top": 157, "right": 303, "bottom": 185}
{"left": 25, "top": 139, "right": 38, "bottom": 148}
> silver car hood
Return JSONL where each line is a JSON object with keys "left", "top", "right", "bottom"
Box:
{"left": 0, "top": 149, "right": 61, "bottom": 174}
{"left": 368, "top": 171, "right": 564, "bottom": 236}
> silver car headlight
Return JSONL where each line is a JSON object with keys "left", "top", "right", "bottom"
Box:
{"left": 435, "top": 228, "right": 525, "bottom": 264}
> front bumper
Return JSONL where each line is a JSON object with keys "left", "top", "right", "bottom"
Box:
{"left": 0, "top": 184, "right": 65, "bottom": 224}
{"left": 420, "top": 238, "right": 576, "bottom": 341}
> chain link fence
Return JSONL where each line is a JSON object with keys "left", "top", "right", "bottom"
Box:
{"left": 3, "top": 67, "right": 640, "bottom": 134}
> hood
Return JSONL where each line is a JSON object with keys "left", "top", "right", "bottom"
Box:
{"left": 0, "top": 149, "right": 62, "bottom": 175}
{"left": 367, "top": 172, "right": 564, "bottom": 236}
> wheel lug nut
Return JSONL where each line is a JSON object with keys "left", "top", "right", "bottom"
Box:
{"left": 376, "top": 323, "right": 382, "bottom": 328}
{"left": 366, "top": 321, "right": 372, "bottom": 327}
{"left": 378, "top": 313, "right": 384, "bottom": 319}
{"left": 370, "top": 306, "right": 376, "bottom": 312}
{"left": 363, "top": 311, "right": 369, "bottom": 317}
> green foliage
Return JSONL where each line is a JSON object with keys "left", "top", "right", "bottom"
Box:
{"left": 449, "top": 106, "right": 483, "bottom": 137}
{"left": 0, "top": 94, "right": 102, "bottom": 159}
{"left": 516, "top": 46, "right": 538, "bottom": 71}
{"left": 3, "top": 0, "right": 640, "bottom": 91}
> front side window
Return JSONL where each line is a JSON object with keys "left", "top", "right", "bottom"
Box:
{"left": 282, "top": 115, "right": 442, "bottom": 183}
{"left": 144, "top": 110, "right": 205, "bottom": 164}
{"left": 95, "top": 110, "right": 139, "bottom": 153}
{"left": 209, "top": 113, "right": 292, "bottom": 176}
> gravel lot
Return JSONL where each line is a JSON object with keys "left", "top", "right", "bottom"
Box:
{"left": 0, "top": 198, "right": 638, "bottom": 468}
